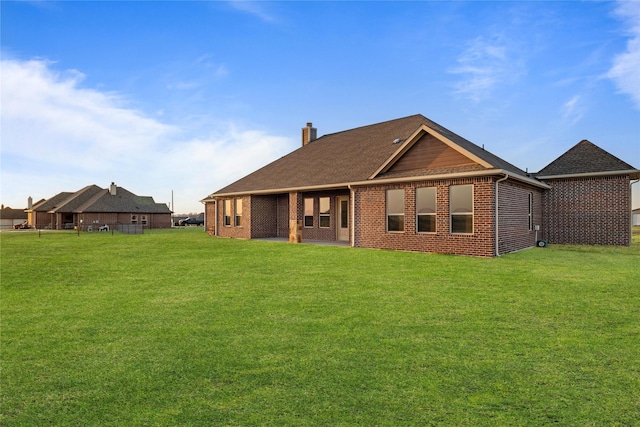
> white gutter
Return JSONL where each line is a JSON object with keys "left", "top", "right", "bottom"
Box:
{"left": 536, "top": 169, "right": 640, "bottom": 180}
{"left": 205, "top": 168, "right": 549, "bottom": 199}
{"left": 495, "top": 174, "right": 509, "bottom": 257}
{"left": 214, "top": 199, "right": 218, "bottom": 237}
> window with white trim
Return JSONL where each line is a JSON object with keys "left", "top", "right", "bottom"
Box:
{"left": 141, "top": 215, "right": 148, "bottom": 225}
{"left": 235, "top": 198, "right": 242, "bottom": 227}
{"left": 319, "top": 197, "right": 330, "bottom": 228}
{"left": 304, "top": 198, "right": 314, "bottom": 227}
{"left": 131, "top": 215, "right": 138, "bottom": 224}
{"left": 386, "top": 189, "right": 404, "bottom": 232}
{"left": 450, "top": 184, "right": 473, "bottom": 234}
{"left": 416, "top": 187, "right": 436, "bottom": 233}
{"left": 224, "top": 199, "right": 231, "bottom": 227}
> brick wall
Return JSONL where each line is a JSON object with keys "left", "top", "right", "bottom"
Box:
{"left": 251, "top": 195, "right": 278, "bottom": 238}
{"left": 297, "top": 190, "right": 349, "bottom": 241}
{"left": 205, "top": 202, "right": 216, "bottom": 233}
{"left": 216, "top": 196, "right": 251, "bottom": 239}
{"left": 277, "top": 195, "right": 289, "bottom": 238}
{"left": 354, "top": 177, "right": 498, "bottom": 257}
{"left": 497, "top": 180, "right": 543, "bottom": 254}
{"left": 542, "top": 175, "right": 631, "bottom": 245}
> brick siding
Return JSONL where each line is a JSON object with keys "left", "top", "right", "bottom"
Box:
{"left": 354, "top": 177, "right": 498, "bottom": 257}
{"left": 497, "top": 180, "right": 543, "bottom": 254}
{"left": 296, "top": 190, "right": 349, "bottom": 241}
{"left": 542, "top": 175, "right": 631, "bottom": 245}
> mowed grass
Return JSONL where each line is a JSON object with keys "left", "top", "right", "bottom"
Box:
{"left": 1, "top": 228, "right": 639, "bottom": 426}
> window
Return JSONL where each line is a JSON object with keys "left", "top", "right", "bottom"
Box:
{"left": 528, "top": 193, "right": 533, "bottom": 231}
{"left": 416, "top": 187, "right": 436, "bottom": 233}
{"left": 386, "top": 189, "right": 404, "bottom": 232}
{"left": 131, "top": 215, "right": 137, "bottom": 224}
{"left": 319, "top": 197, "right": 330, "bottom": 228}
{"left": 141, "top": 215, "right": 148, "bottom": 225}
{"left": 304, "top": 198, "right": 314, "bottom": 227}
{"left": 224, "top": 199, "right": 231, "bottom": 227}
{"left": 450, "top": 184, "right": 473, "bottom": 234}
{"left": 235, "top": 198, "right": 242, "bottom": 227}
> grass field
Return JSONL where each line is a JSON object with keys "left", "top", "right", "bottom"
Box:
{"left": 2, "top": 227, "right": 639, "bottom": 426}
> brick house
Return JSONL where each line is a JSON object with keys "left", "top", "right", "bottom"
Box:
{"left": 202, "top": 115, "right": 639, "bottom": 257}
{"left": 28, "top": 182, "right": 172, "bottom": 230}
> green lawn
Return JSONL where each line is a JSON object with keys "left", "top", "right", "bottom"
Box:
{"left": 2, "top": 228, "right": 639, "bottom": 426}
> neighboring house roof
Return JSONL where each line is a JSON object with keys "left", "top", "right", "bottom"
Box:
{"left": 633, "top": 208, "right": 640, "bottom": 214}
{"left": 32, "top": 184, "right": 171, "bottom": 214}
{"left": 210, "top": 114, "right": 540, "bottom": 197}
{"left": 79, "top": 187, "right": 172, "bottom": 214}
{"left": 0, "top": 207, "right": 28, "bottom": 219}
{"left": 536, "top": 139, "right": 640, "bottom": 179}
{"left": 48, "top": 185, "right": 104, "bottom": 213}
{"left": 32, "top": 192, "right": 74, "bottom": 212}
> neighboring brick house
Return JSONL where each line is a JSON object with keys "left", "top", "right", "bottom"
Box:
{"left": 0, "top": 205, "right": 28, "bottom": 229}
{"left": 28, "top": 183, "right": 172, "bottom": 230}
{"left": 202, "top": 115, "right": 639, "bottom": 257}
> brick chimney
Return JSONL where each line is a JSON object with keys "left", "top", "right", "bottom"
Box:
{"left": 302, "top": 122, "right": 317, "bottom": 146}
{"left": 109, "top": 182, "right": 117, "bottom": 196}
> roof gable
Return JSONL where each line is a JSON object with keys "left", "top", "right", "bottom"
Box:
{"left": 50, "top": 185, "right": 104, "bottom": 213}
{"left": 373, "top": 125, "right": 496, "bottom": 179}
{"left": 32, "top": 192, "right": 74, "bottom": 211}
{"left": 537, "top": 140, "right": 638, "bottom": 178}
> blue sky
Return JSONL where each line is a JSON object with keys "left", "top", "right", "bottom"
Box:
{"left": 2, "top": 0, "right": 639, "bottom": 213}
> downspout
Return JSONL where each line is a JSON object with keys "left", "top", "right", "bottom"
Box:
{"left": 214, "top": 199, "right": 218, "bottom": 237}
{"left": 348, "top": 185, "right": 355, "bottom": 247}
{"left": 495, "top": 174, "right": 509, "bottom": 256}
{"left": 631, "top": 179, "right": 639, "bottom": 236}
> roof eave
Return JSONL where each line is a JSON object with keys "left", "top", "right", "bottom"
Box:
{"left": 536, "top": 169, "right": 640, "bottom": 180}
{"left": 204, "top": 169, "right": 549, "bottom": 199}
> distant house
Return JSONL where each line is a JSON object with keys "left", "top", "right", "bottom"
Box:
{"left": 202, "top": 114, "right": 639, "bottom": 257}
{"left": 633, "top": 208, "right": 640, "bottom": 227}
{"left": 0, "top": 206, "right": 28, "bottom": 229}
{"left": 28, "top": 183, "right": 172, "bottom": 230}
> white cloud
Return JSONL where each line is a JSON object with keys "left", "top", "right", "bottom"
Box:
{"left": 607, "top": 0, "right": 640, "bottom": 109}
{"left": 226, "top": 0, "right": 276, "bottom": 22}
{"left": 561, "top": 95, "right": 584, "bottom": 125}
{"left": 0, "top": 58, "right": 293, "bottom": 213}
{"left": 449, "top": 35, "right": 524, "bottom": 102}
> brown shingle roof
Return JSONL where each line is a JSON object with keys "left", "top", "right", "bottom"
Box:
{"left": 80, "top": 187, "right": 171, "bottom": 213}
{"left": 33, "top": 185, "right": 171, "bottom": 214}
{"left": 211, "top": 114, "right": 529, "bottom": 196}
{"left": 536, "top": 139, "right": 638, "bottom": 177}
{"left": 0, "top": 207, "right": 28, "bottom": 219}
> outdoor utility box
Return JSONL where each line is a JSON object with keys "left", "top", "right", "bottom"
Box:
{"left": 289, "top": 220, "right": 302, "bottom": 243}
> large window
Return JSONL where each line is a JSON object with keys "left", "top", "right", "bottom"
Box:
{"left": 387, "top": 189, "right": 405, "bottom": 232}
{"left": 416, "top": 187, "right": 436, "bottom": 233}
{"left": 319, "top": 197, "right": 330, "bottom": 228}
{"left": 224, "top": 199, "right": 231, "bottom": 227}
{"left": 304, "top": 198, "right": 314, "bottom": 227}
{"left": 235, "top": 198, "right": 242, "bottom": 227}
{"left": 450, "top": 184, "right": 473, "bottom": 234}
